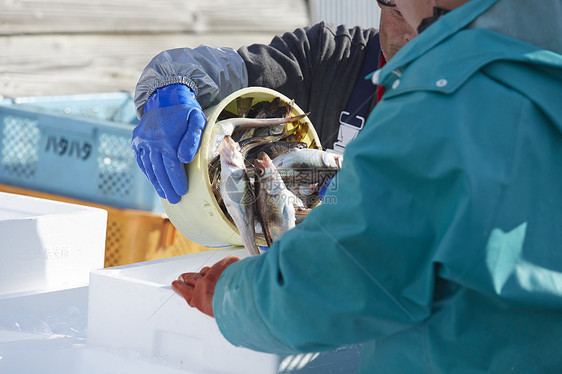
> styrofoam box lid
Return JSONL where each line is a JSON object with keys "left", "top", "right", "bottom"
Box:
{"left": 0, "top": 192, "right": 106, "bottom": 220}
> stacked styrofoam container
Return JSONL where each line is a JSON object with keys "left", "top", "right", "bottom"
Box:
{"left": 0, "top": 193, "right": 192, "bottom": 373}
{"left": 0, "top": 192, "right": 125, "bottom": 372}
{"left": 0, "top": 195, "right": 360, "bottom": 372}
{"left": 0, "top": 192, "right": 107, "bottom": 298}
{"left": 88, "top": 249, "right": 361, "bottom": 374}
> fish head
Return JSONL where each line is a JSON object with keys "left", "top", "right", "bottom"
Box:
{"left": 322, "top": 152, "right": 344, "bottom": 169}
{"left": 254, "top": 152, "right": 288, "bottom": 195}
{"left": 219, "top": 135, "right": 245, "bottom": 168}
{"left": 253, "top": 152, "right": 275, "bottom": 181}
{"left": 219, "top": 136, "right": 256, "bottom": 209}
{"left": 334, "top": 154, "right": 343, "bottom": 169}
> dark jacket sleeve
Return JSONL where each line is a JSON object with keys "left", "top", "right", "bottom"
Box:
{"left": 238, "top": 22, "right": 378, "bottom": 147}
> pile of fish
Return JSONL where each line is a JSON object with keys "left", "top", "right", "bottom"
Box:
{"left": 208, "top": 96, "right": 343, "bottom": 255}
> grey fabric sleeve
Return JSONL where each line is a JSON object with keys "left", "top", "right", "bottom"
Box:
{"left": 134, "top": 46, "right": 248, "bottom": 118}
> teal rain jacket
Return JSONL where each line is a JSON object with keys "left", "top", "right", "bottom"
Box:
{"left": 213, "top": 0, "right": 562, "bottom": 372}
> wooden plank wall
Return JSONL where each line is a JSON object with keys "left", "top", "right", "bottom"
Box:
{"left": 0, "top": 0, "right": 311, "bottom": 98}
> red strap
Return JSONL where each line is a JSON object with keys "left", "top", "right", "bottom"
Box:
{"left": 376, "top": 54, "right": 387, "bottom": 103}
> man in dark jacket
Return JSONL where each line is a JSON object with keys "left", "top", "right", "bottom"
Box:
{"left": 132, "top": 1, "right": 415, "bottom": 203}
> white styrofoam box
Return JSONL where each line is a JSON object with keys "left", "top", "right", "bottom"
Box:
{"left": 0, "top": 335, "right": 196, "bottom": 374}
{"left": 0, "top": 286, "right": 88, "bottom": 339}
{"left": 0, "top": 286, "right": 193, "bottom": 374}
{"left": 0, "top": 192, "right": 107, "bottom": 298}
{"left": 88, "top": 249, "right": 361, "bottom": 374}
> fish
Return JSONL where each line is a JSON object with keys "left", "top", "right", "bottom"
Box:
{"left": 236, "top": 97, "right": 254, "bottom": 118}
{"left": 209, "top": 97, "right": 319, "bottom": 252}
{"left": 208, "top": 114, "right": 308, "bottom": 161}
{"left": 272, "top": 148, "right": 343, "bottom": 170}
{"left": 232, "top": 100, "right": 296, "bottom": 145}
{"left": 218, "top": 136, "right": 261, "bottom": 256}
{"left": 295, "top": 208, "right": 311, "bottom": 225}
{"left": 254, "top": 152, "right": 305, "bottom": 246}
{"left": 245, "top": 141, "right": 308, "bottom": 162}
{"left": 285, "top": 182, "right": 319, "bottom": 200}
{"left": 231, "top": 127, "right": 255, "bottom": 143}
{"left": 246, "top": 100, "right": 271, "bottom": 118}
{"left": 239, "top": 127, "right": 299, "bottom": 159}
{"left": 248, "top": 97, "right": 292, "bottom": 119}
{"left": 209, "top": 158, "right": 223, "bottom": 206}
{"left": 250, "top": 99, "right": 295, "bottom": 137}
{"left": 272, "top": 149, "right": 343, "bottom": 185}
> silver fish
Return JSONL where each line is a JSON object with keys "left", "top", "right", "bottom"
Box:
{"left": 272, "top": 149, "right": 343, "bottom": 184}
{"left": 208, "top": 114, "right": 308, "bottom": 161}
{"left": 254, "top": 152, "right": 304, "bottom": 246}
{"left": 285, "top": 182, "right": 318, "bottom": 200}
{"left": 239, "top": 127, "right": 299, "bottom": 159}
{"left": 219, "top": 135, "right": 261, "bottom": 256}
{"left": 245, "top": 141, "right": 308, "bottom": 162}
{"left": 272, "top": 148, "right": 343, "bottom": 170}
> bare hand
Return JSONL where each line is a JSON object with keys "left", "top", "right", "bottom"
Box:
{"left": 171, "top": 255, "right": 241, "bottom": 317}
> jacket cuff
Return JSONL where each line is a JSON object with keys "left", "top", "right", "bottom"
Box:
{"left": 137, "top": 77, "right": 198, "bottom": 117}
{"left": 213, "top": 255, "right": 296, "bottom": 354}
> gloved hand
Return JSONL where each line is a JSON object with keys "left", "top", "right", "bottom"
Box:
{"left": 132, "top": 84, "right": 207, "bottom": 204}
{"left": 171, "top": 255, "right": 241, "bottom": 317}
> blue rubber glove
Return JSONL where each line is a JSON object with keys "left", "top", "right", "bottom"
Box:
{"left": 132, "top": 84, "right": 207, "bottom": 204}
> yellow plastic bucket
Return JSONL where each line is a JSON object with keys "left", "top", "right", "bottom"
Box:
{"left": 161, "top": 87, "right": 321, "bottom": 248}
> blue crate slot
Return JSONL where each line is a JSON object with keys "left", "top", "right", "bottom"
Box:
{"left": 0, "top": 100, "right": 162, "bottom": 212}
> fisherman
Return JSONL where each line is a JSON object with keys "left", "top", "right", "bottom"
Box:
{"left": 170, "top": 0, "right": 562, "bottom": 372}
{"left": 131, "top": 1, "right": 415, "bottom": 204}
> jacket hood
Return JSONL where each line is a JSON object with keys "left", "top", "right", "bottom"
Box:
{"left": 371, "top": 0, "right": 562, "bottom": 135}
{"left": 376, "top": 0, "right": 562, "bottom": 79}
{"left": 469, "top": 0, "right": 562, "bottom": 55}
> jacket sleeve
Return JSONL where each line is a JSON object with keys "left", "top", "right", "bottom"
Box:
{"left": 239, "top": 22, "right": 378, "bottom": 146}
{"left": 135, "top": 23, "right": 378, "bottom": 142}
{"left": 134, "top": 46, "right": 248, "bottom": 118}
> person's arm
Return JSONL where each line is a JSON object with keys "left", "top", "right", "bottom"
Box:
{"left": 210, "top": 95, "right": 456, "bottom": 354}
{"left": 134, "top": 23, "right": 378, "bottom": 139}
{"left": 239, "top": 22, "right": 378, "bottom": 145}
{"left": 134, "top": 46, "right": 248, "bottom": 118}
{"left": 132, "top": 23, "right": 377, "bottom": 202}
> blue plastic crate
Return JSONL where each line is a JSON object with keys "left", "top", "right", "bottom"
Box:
{"left": 0, "top": 93, "right": 162, "bottom": 212}
{"left": 12, "top": 92, "right": 139, "bottom": 125}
